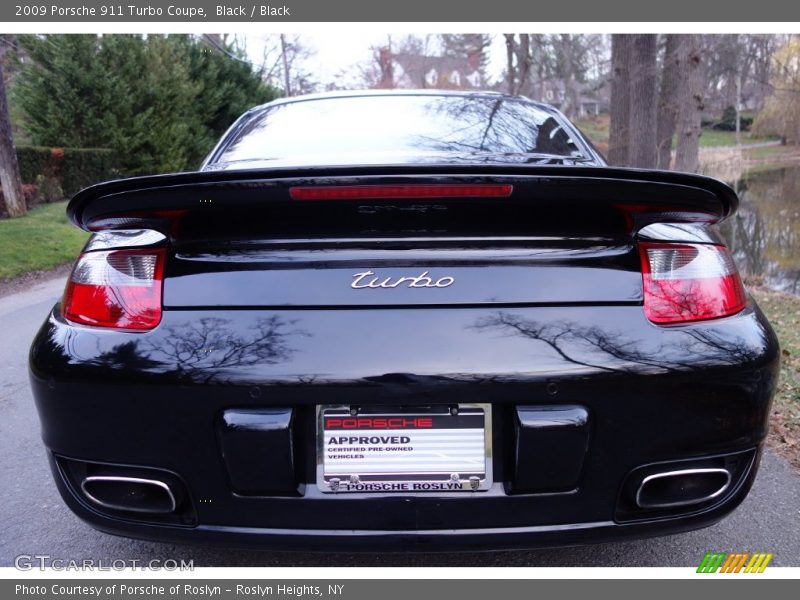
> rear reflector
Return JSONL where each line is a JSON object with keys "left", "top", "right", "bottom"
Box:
{"left": 639, "top": 243, "right": 746, "bottom": 324}
{"left": 63, "top": 249, "right": 165, "bottom": 330}
{"left": 289, "top": 184, "right": 514, "bottom": 201}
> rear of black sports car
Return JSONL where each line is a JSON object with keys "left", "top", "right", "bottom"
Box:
{"left": 29, "top": 91, "right": 779, "bottom": 551}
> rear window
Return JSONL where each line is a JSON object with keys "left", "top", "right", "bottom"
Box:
{"left": 213, "top": 95, "right": 587, "bottom": 166}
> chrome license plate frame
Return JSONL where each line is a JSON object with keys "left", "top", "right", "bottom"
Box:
{"left": 316, "top": 404, "right": 492, "bottom": 493}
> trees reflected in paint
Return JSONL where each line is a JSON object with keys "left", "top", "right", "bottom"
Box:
{"left": 81, "top": 315, "right": 307, "bottom": 384}
{"left": 472, "top": 311, "right": 765, "bottom": 375}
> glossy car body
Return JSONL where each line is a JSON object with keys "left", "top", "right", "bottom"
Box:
{"left": 30, "top": 91, "right": 779, "bottom": 551}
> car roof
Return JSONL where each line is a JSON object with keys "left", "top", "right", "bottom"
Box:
{"left": 245, "top": 89, "right": 561, "bottom": 116}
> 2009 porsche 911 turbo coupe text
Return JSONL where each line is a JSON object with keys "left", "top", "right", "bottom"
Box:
{"left": 29, "top": 91, "right": 780, "bottom": 551}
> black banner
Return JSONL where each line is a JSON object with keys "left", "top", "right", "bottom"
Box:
{"left": 5, "top": 580, "right": 799, "bottom": 600}
{"left": 2, "top": 0, "right": 800, "bottom": 22}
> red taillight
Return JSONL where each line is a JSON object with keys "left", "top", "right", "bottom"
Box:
{"left": 639, "top": 242, "right": 747, "bottom": 324}
{"left": 63, "top": 249, "right": 165, "bottom": 330}
{"left": 289, "top": 184, "right": 513, "bottom": 201}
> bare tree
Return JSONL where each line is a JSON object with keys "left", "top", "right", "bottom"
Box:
{"left": 608, "top": 35, "right": 632, "bottom": 166}
{"left": 700, "top": 33, "right": 786, "bottom": 135}
{"left": 656, "top": 35, "right": 682, "bottom": 169}
{"left": 354, "top": 38, "right": 391, "bottom": 90}
{"left": 257, "top": 34, "right": 316, "bottom": 95}
{"left": 609, "top": 34, "right": 658, "bottom": 168}
{"left": 504, "top": 34, "right": 516, "bottom": 94}
{"left": 674, "top": 35, "right": 704, "bottom": 172}
{"left": 752, "top": 37, "right": 800, "bottom": 145}
{"left": 517, "top": 34, "right": 532, "bottom": 96}
{"left": 748, "top": 35, "right": 785, "bottom": 111}
{"left": 550, "top": 34, "right": 599, "bottom": 118}
{"left": 629, "top": 35, "right": 658, "bottom": 168}
{"left": 279, "top": 34, "right": 292, "bottom": 96}
{"left": 503, "top": 34, "right": 532, "bottom": 95}
{"left": 502, "top": 34, "right": 607, "bottom": 115}
{"left": 0, "top": 53, "right": 25, "bottom": 218}
{"left": 558, "top": 35, "right": 582, "bottom": 117}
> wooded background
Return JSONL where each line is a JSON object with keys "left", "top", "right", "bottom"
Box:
{"left": 1, "top": 33, "right": 799, "bottom": 218}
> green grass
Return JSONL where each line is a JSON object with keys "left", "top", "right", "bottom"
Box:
{"left": 745, "top": 144, "right": 798, "bottom": 159}
{"left": 751, "top": 287, "right": 800, "bottom": 469}
{"left": 697, "top": 130, "right": 779, "bottom": 148}
{"left": 572, "top": 117, "right": 779, "bottom": 149}
{"left": 573, "top": 117, "right": 609, "bottom": 145}
{"left": 0, "top": 202, "right": 88, "bottom": 280}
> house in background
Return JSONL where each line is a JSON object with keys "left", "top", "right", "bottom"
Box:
{"left": 533, "top": 79, "right": 608, "bottom": 117}
{"left": 372, "top": 46, "right": 608, "bottom": 119}
{"left": 375, "top": 48, "right": 487, "bottom": 90}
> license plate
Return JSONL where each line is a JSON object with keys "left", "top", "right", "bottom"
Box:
{"left": 316, "top": 404, "right": 492, "bottom": 493}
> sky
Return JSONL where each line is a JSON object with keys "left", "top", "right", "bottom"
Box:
{"left": 240, "top": 32, "right": 508, "bottom": 90}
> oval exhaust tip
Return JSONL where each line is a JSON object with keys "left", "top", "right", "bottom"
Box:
{"left": 81, "top": 476, "right": 177, "bottom": 514}
{"left": 636, "top": 468, "right": 731, "bottom": 509}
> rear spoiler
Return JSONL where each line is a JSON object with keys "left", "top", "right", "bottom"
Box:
{"left": 67, "top": 165, "right": 738, "bottom": 235}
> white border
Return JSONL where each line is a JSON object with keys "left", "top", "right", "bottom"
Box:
{"left": 2, "top": 18, "right": 798, "bottom": 579}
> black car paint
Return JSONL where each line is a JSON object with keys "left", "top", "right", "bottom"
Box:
{"left": 29, "top": 92, "right": 779, "bottom": 551}
{"left": 66, "top": 166, "right": 736, "bottom": 234}
{"left": 30, "top": 294, "right": 778, "bottom": 549}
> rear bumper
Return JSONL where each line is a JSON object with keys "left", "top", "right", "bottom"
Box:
{"left": 30, "top": 301, "right": 779, "bottom": 551}
{"left": 48, "top": 448, "right": 761, "bottom": 552}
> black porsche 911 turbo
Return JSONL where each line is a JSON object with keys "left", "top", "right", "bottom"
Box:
{"left": 29, "top": 90, "right": 779, "bottom": 551}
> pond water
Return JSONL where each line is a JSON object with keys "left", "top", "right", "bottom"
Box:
{"left": 719, "top": 164, "right": 800, "bottom": 295}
